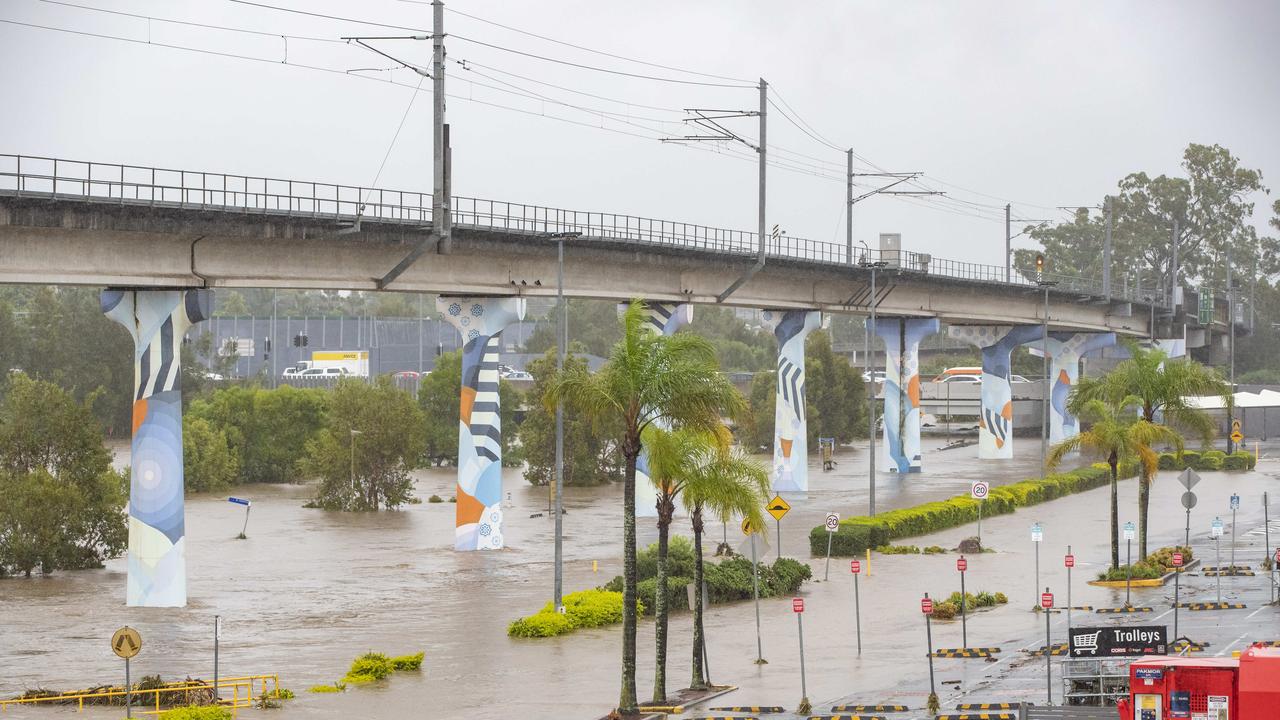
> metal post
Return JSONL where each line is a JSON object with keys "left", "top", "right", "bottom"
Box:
{"left": 1216, "top": 535, "right": 1222, "bottom": 604}
{"left": 1005, "top": 203, "right": 1011, "bottom": 283}
{"left": 853, "top": 571, "right": 862, "bottom": 655}
{"left": 1228, "top": 258, "right": 1235, "bottom": 453}
{"left": 432, "top": 0, "right": 451, "bottom": 253}
{"left": 1035, "top": 539, "right": 1040, "bottom": 610}
{"left": 213, "top": 615, "right": 220, "bottom": 702}
{"left": 1171, "top": 218, "right": 1180, "bottom": 306}
{"left": 554, "top": 238, "right": 565, "bottom": 611}
{"left": 125, "top": 656, "right": 132, "bottom": 719}
{"left": 977, "top": 499, "right": 982, "bottom": 547}
{"left": 776, "top": 517, "right": 783, "bottom": 561}
{"left": 1103, "top": 196, "right": 1112, "bottom": 299}
{"left": 751, "top": 534, "right": 764, "bottom": 664}
{"left": 239, "top": 505, "right": 250, "bottom": 539}
{"left": 796, "top": 610, "right": 808, "bottom": 704}
{"left": 959, "top": 561, "right": 968, "bottom": 649}
{"left": 846, "top": 150, "right": 853, "bottom": 265}
{"left": 1042, "top": 285, "right": 1049, "bottom": 479}
{"left": 1066, "top": 544, "right": 1073, "bottom": 636}
{"left": 1266, "top": 492, "right": 1273, "bottom": 604}
{"left": 924, "top": 593, "right": 936, "bottom": 697}
{"left": 1126, "top": 538, "right": 1132, "bottom": 606}
{"left": 1231, "top": 506, "right": 1237, "bottom": 575}
{"left": 1044, "top": 587, "right": 1052, "bottom": 705}
{"left": 1185, "top": 506, "right": 1191, "bottom": 549}
{"left": 1173, "top": 565, "right": 1180, "bottom": 639}
{"left": 869, "top": 265, "right": 877, "bottom": 516}
{"left": 824, "top": 532, "right": 832, "bottom": 581}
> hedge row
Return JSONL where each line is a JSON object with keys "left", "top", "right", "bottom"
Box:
{"left": 507, "top": 589, "right": 638, "bottom": 638}
{"left": 809, "top": 461, "right": 1139, "bottom": 556}
{"left": 1157, "top": 450, "right": 1255, "bottom": 472}
{"left": 606, "top": 555, "right": 813, "bottom": 615}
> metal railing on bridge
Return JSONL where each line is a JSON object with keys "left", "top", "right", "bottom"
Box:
{"left": 0, "top": 153, "right": 1156, "bottom": 305}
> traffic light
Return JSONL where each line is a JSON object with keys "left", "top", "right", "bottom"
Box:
{"left": 292, "top": 333, "right": 309, "bottom": 347}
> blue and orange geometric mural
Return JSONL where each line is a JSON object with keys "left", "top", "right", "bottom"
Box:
{"left": 762, "top": 309, "right": 820, "bottom": 492}
{"left": 102, "top": 288, "right": 210, "bottom": 607}
{"left": 949, "top": 325, "right": 1043, "bottom": 459}
{"left": 1038, "top": 332, "right": 1116, "bottom": 443}
{"left": 626, "top": 301, "right": 691, "bottom": 518}
{"left": 871, "top": 317, "right": 939, "bottom": 472}
{"left": 438, "top": 296, "right": 525, "bottom": 551}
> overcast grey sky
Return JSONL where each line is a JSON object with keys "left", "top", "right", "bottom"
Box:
{"left": 2, "top": 0, "right": 1277, "bottom": 269}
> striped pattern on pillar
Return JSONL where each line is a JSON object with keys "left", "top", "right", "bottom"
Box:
{"left": 438, "top": 296, "right": 526, "bottom": 551}
{"left": 948, "top": 325, "right": 1043, "bottom": 459}
{"left": 624, "top": 301, "right": 692, "bottom": 517}
{"left": 763, "top": 309, "right": 821, "bottom": 492}
{"left": 871, "top": 317, "right": 940, "bottom": 472}
{"left": 1030, "top": 332, "right": 1116, "bottom": 443}
{"left": 102, "top": 288, "right": 210, "bottom": 607}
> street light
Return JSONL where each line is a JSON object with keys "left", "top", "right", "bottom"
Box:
{"left": 1036, "top": 262, "right": 1058, "bottom": 479}
{"left": 544, "top": 230, "right": 581, "bottom": 614}
{"left": 859, "top": 247, "right": 889, "bottom": 517}
{"left": 350, "top": 429, "right": 363, "bottom": 496}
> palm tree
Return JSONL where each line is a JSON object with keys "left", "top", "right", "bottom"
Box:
{"left": 642, "top": 425, "right": 767, "bottom": 697}
{"left": 1070, "top": 343, "right": 1226, "bottom": 557}
{"left": 1048, "top": 399, "right": 1183, "bottom": 569}
{"left": 680, "top": 442, "right": 768, "bottom": 690}
{"left": 547, "top": 300, "right": 743, "bottom": 714}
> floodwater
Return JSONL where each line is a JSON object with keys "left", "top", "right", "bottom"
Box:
{"left": 2, "top": 439, "right": 1278, "bottom": 719}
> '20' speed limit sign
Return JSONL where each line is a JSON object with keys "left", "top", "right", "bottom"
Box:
{"left": 824, "top": 513, "right": 840, "bottom": 532}
{"left": 970, "top": 481, "right": 990, "bottom": 500}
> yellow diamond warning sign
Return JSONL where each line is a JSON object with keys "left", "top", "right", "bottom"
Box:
{"left": 766, "top": 494, "right": 791, "bottom": 522}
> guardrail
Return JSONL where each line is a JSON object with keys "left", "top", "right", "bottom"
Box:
{"left": 0, "top": 674, "right": 280, "bottom": 715}
{"left": 0, "top": 153, "right": 1157, "bottom": 305}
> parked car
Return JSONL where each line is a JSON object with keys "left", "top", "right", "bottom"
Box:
{"left": 298, "top": 367, "right": 349, "bottom": 378}
{"left": 504, "top": 370, "right": 533, "bottom": 381}
{"left": 393, "top": 371, "right": 421, "bottom": 380}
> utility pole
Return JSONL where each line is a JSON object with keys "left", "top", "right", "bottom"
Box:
{"left": 1005, "top": 203, "right": 1011, "bottom": 283}
{"left": 432, "top": 0, "right": 451, "bottom": 254}
{"left": 1228, "top": 257, "right": 1236, "bottom": 454}
{"left": 1171, "top": 218, "right": 1180, "bottom": 307}
{"left": 847, "top": 150, "right": 854, "bottom": 265}
{"left": 554, "top": 238, "right": 566, "bottom": 612}
{"left": 1103, "top": 196, "right": 1112, "bottom": 299}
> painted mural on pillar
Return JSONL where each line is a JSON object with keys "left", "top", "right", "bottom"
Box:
{"left": 949, "top": 325, "right": 1043, "bottom": 459}
{"left": 624, "top": 301, "right": 692, "bottom": 517}
{"left": 870, "top": 317, "right": 940, "bottom": 472}
{"left": 438, "top": 297, "right": 526, "bottom": 551}
{"left": 102, "top": 288, "right": 210, "bottom": 607}
{"left": 763, "top": 310, "right": 821, "bottom": 491}
{"left": 1031, "top": 332, "right": 1116, "bottom": 443}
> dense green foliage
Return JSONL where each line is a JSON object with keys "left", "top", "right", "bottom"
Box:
{"left": 1159, "top": 450, "right": 1253, "bottom": 471}
{"left": 0, "top": 375, "right": 128, "bottom": 577}
{"left": 811, "top": 462, "right": 1137, "bottom": 556}
{"left": 391, "top": 653, "right": 424, "bottom": 671}
{"left": 343, "top": 652, "right": 395, "bottom": 683}
{"left": 520, "top": 350, "right": 621, "bottom": 486}
{"left": 302, "top": 378, "right": 426, "bottom": 510}
{"left": 157, "top": 707, "right": 233, "bottom": 720}
{"left": 741, "top": 330, "right": 866, "bottom": 450}
{"left": 307, "top": 683, "right": 344, "bottom": 694}
{"left": 188, "top": 385, "right": 328, "bottom": 484}
{"left": 182, "top": 417, "right": 239, "bottom": 493}
{"left": 416, "top": 350, "right": 522, "bottom": 467}
{"left": 507, "top": 589, "right": 637, "bottom": 638}
{"left": 1096, "top": 546, "right": 1193, "bottom": 581}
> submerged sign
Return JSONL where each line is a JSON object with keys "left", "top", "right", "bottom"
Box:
{"left": 1069, "top": 625, "right": 1168, "bottom": 657}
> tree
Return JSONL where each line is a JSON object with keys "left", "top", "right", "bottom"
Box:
{"left": 519, "top": 350, "right": 622, "bottom": 487}
{"left": 548, "top": 300, "right": 744, "bottom": 714}
{"left": 302, "top": 377, "right": 426, "bottom": 511}
{"left": 1048, "top": 399, "right": 1181, "bottom": 570}
{"left": 417, "top": 350, "right": 522, "bottom": 467}
{"left": 183, "top": 416, "right": 239, "bottom": 493}
{"left": 0, "top": 375, "right": 127, "bottom": 577}
{"left": 524, "top": 299, "right": 622, "bottom": 357}
{"left": 188, "top": 385, "right": 328, "bottom": 484}
{"left": 1070, "top": 343, "right": 1227, "bottom": 558}
{"left": 678, "top": 439, "right": 768, "bottom": 691}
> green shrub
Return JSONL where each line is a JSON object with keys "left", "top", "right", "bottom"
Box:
{"left": 507, "top": 611, "right": 574, "bottom": 638}
{"left": 1096, "top": 563, "right": 1165, "bottom": 581}
{"left": 1146, "top": 545, "right": 1193, "bottom": 568}
{"left": 636, "top": 536, "right": 697, "bottom": 581}
{"left": 1202, "top": 450, "right": 1226, "bottom": 460}
{"left": 922, "top": 545, "right": 947, "bottom": 554}
{"left": 158, "top": 708, "right": 233, "bottom": 720}
{"left": 931, "top": 601, "right": 958, "bottom": 619}
{"left": 343, "top": 652, "right": 394, "bottom": 684}
{"left": 508, "top": 588, "right": 637, "bottom": 637}
{"left": 1223, "top": 452, "right": 1252, "bottom": 471}
{"left": 1195, "top": 454, "right": 1224, "bottom": 471}
{"left": 876, "top": 545, "right": 921, "bottom": 554}
{"left": 637, "top": 575, "right": 691, "bottom": 616}
{"left": 1158, "top": 453, "right": 1183, "bottom": 470}
{"left": 308, "top": 684, "right": 344, "bottom": 694}
{"left": 1179, "top": 451, "right": 1201, "bottom": 468}
{"left": 974, "top": 591, "right": 996, "bottom": 607}
{"left": 427, "top": 495, "right": 443, "bottom": 503}
{"left": 391, "top": 653, "right": 424, "bottom": 671}
{"left": 771, "top": 557, "right": 813, "bottom": 593}
{"left": 994, "top": 592, "right": 1008, "bottom": 604}
{"left": 812, "top": 463, "right": 1126, "bottom": 556}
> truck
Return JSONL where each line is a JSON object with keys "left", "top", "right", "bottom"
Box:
{"left": 282, "top": 351, "right": 370, "bottom": 378}
{"left": 1117, "top": 644, "right": 1280, "bottom": 719}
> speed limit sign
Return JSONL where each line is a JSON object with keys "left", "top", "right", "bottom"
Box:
{"left": 824, "top": 513, "right": 840, "bottom": 532}
{"left": 971, "top": 481, "right": 989, "bottom": 500}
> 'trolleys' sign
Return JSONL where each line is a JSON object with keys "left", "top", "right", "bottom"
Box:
{"left": 1069, "top": 625, "right": 1168, "bottom": 657}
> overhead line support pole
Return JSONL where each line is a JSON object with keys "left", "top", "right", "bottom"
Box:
{"left": 716, "top": 78, "right": 767, "bottom": 302}
{"left": 433, "top": 0, "right": 451, "bottom": 255}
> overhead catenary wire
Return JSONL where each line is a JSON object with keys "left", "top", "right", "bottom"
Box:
{"left": 224, "top": 0, "right": 427, "bottom": 32}
{"left": 39, "top": 0, "right": 348, "bottom": 43}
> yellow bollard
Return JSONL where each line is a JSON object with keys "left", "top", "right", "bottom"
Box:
{"left": 592, "top": 560, "right": 598, "bottom": 573}
{"left": 865, "top": 548, "right": 871, "bottom": 577}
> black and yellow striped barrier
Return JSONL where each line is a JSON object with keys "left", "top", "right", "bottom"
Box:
{"left": 831, "top": 705, "right": 909, "bottom": 713}
{"left": 806, "top": 715, "right": 886, "bottom": 720}
{"left": 935, "top": 714, "right": 1016, "bottom": 720}
{"left": 1252, "top": 640, "right": 1280, "bottom": 647}
{"left": 1028, "top": 643, "right": 1068, "bottom": 657}
{"left": 1203, "top": 565, "right": 1252, "bottom": 571}
{"left": 638, "top": 703, "right": 685, "bottom": 714}
{"left": 1096, "top": 606, "right": 1153, "bottom": 613}
{"left": 956, "top": 703, "right": 1023, "bottom": 710}
{"left": 1174, "top": 601, "right": 1247, "bottom": 610}
{"left": 931, "top": 647, "right": 1000, "bottom": 658}
{"left": 701, "top": 717, "right": 758, "bottom": 720}
{"left": 1170, "top": 641, "right": 1207, "bottom": 652}
{"left": 1068, "top": 605, "right": 1094, "bottom": 611}
{"left": 709, "top": 707, "right": 785, "bottom": 713}
{"left": 1204, "top": 569, "right": 1255, "bottom": 577}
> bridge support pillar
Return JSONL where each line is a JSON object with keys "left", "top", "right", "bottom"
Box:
{"left": 1031, "top": 332, "right": 1117, "bottom": 443}
{"left": 102, "top": 288, "right": 211, "bottom": 607}
{"left": 870, "top": 317, "right": 940, "bottom": 472}
{"left": 763, "top": 309, "right": 822, "bottom": 491}
{"left": 438, "top": 296, "right": 526, "bottom": 551}
{"left": 949, "top": 325, "right": 1044, "bottom": 459}
{"left": 624, "top": 301, "right": 693, "bottom": 516}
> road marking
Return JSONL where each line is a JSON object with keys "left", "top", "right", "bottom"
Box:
{"left": 1217, "top": 632, "right": 1250, "bottom": 656}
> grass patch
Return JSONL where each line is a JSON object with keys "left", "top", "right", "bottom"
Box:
{"left": 1095, "top": 546, "right": 1193, "bottom": 581}
{"left": 508, "top": 588, "right": 640, "bottom": 638}
{"left": 391, "top": 652, "right": 424, "bottom": 671}
{"left": 340, "top": 650, "right": 423, "bottom": 684}
{"left": 922, "top": 545, "right": 947, "bottom": 554}
{"left": 307, "top": 683, "right": 345, "bottom": 694}
{"left": 876, "top": 544, "right": 920, "bottom": 554}
{"left": 158, "top": 708, "right": 232, "bottom": 720}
